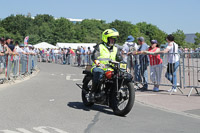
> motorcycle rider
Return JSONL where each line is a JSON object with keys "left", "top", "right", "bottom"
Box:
{"left": 90, "top": 28, "right": 121, "bottom": 99}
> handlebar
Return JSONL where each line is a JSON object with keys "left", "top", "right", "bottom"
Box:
{"left": 109, "top": 60, "right": 119, "bottom": 64}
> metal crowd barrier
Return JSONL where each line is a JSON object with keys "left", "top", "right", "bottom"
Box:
{"left": 38, "top": 52, "right": 93, "bottom": 66}
{"left": 151, "top": 53, "right": 182, "bottom": 94}
{"left": 128, "top": 53, "right": 182, "bottom": 94}
{"left": 0, "top": 55, "right": 7, "bottom": 83}
{"left": 127, "top": 52, "right": 200, "bottom": 96}
{"left": 0, "top": 54, "right": 38, "bottom": 84}
{"left": 36, "top": 50, "right": 200, "bottom": 97}
{"left": 182, "top": 52, "right": 200, "bottom": 97}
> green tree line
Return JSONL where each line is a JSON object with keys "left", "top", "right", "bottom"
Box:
{"left": 0, "top": 14, "right": 199, "bottom": 48}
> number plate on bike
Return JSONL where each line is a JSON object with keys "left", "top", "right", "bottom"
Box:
{"left": 120, "top": 63, "right": 127, "bottom": 69}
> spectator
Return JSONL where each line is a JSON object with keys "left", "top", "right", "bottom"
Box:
{"left": 7, "top": 38, "right": 15, "bottom": 53}
{"left": 54, "top": 48, "right": 59, "bottom": 63}
{"left": 67, "top": 47, "right": 71, "bottom": 65}
{"left": 19, "top": 44, "right": 27, "bottom": 75}
{"left": 0, "top": 38, "right": 5, "bottom": 77}
{"left": 144, "top": 40, "right": 163, "bottom": 92}
{"left": 69, "top": 47, "right": 75, "bottom": 66}
{"left": 132, "top": 37, "right": 149, "bottom": 91}
{"left": 64, "top": 48, "right": 68, "bottom": 64}
{"left": 87, "top": 47, "right": 92, "bottom": 65}
{"left": 154, "top": 34, "right": 180, "bottom": 92}
{"left": 80, "top": 46, "right": 85, "bottom": 66}
{"left": 121, "top": 35, "right": 139, "bottom": 81}
{"left": 76, "top": 46, "right": 81, "bottom": 66}
{"left": 13, "top": 41, "right": 20, "bottom": 76}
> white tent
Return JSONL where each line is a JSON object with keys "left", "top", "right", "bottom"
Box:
{"left": 34, "top": 42, "right": 57, "bottom": 49}
{"left": 56, "top": 43, "right": 96, "bottom": 51}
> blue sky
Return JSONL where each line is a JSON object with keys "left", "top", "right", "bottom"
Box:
{"left": 0, "top": 0, "right": 199, "bottom": 34}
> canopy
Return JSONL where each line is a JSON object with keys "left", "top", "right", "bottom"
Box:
{"left": 33, "top": 42, "right": 57, "bottom": 49}
{"left": 56, "top": 43, "right": 96, "bottom": 50}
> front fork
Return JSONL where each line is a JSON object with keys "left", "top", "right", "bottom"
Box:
{"left": 116, "top": 74, "right": 124, "bottom": 100}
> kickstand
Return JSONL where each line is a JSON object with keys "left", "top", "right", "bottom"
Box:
{"left": 76, "top": 83, "right": 83, "bottom": 89}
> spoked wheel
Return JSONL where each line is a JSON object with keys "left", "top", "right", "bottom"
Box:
{"left": 82, "top": 76, "right": 94, "bottom": 107}
{"left": 111, "top": 82, "right": 135, "bottom": 116}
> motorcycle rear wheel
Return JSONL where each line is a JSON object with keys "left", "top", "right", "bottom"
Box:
{"left": 111, "top": 82, "right": 135, "bottom": 116}
{"left": 82, "top": 76, "right": 94, "bottom": 107}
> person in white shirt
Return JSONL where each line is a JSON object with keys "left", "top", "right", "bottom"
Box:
{"left": 24, "top": 45, "right": 30, "bottom": 53}
{"left": 154, "top": 34, "right": 180, "bottom": 92}
{"left": 121, "top": 35, "right": 138, "bottom": 69}
{"left": 54, "top": 48, "right": 59, "bottom": 63}
{"left": 121, "top": 35, "right": 140, "bottom": 84}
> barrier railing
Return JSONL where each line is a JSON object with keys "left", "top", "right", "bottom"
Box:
{"left": 36, "top": 51, "right": 200, "bottom": 97}
{"left": 182, "top": 53, "right": 200, "bottom": 96}
{"left": 38, "top": 52, "right": 93, "bottom": 66}
{"left": 129, "top": 53, "right": 182, "bottom": 94}
{"left": 0, "top": 54, "right": 38, "bottom": 84}
{"left": 126, "top": 52, "right": 200, "bottom": 96}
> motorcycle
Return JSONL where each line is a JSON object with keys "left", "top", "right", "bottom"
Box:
{"left": 77, "top": 60, "right": 135, "bottom": 116}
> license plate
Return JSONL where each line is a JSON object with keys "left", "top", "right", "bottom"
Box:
{"left": 120, "top": 63, "right": 127, "bottom": 69}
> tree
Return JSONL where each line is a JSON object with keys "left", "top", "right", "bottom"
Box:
{"left": 33, "top": 14, "right": 55, "bottom": 27}
{"left": 29, "top": 34, "right": 40, "bottom": 45}
{"left": 53, "top": 18, "right": 75, "bottom": 43}
{"left": 1, "top": 14, "right": 33, "bottom": 37}
{"left": 78, "top": 19, "right": 108, "bottom": 43}
{"left": 0, "top": 27, "right": 8, "bottom": 38}
{"left": 136, "top": 22, "right": 167, "bottom": 45}
{"left": 194, "top": 32, "right": 200, "bottom": 46}
{"left": 38, "top": 23, "right": 54, "bottom": 44}
{"left": 109, "top": 20, "right": 134, "bottom": 44}
{"left": 0, "top": 13, "right": 191, "bottom": 47}
{"left": 172, "top": 29, "right": 186, "bottom": 47}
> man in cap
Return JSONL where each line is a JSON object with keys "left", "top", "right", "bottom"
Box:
{"left": 132, "top": 37, "right": 149, "bottom": 91}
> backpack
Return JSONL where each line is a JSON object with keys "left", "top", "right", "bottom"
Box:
{"left": 128, "top": 43, "right": 137, "bottom": 63}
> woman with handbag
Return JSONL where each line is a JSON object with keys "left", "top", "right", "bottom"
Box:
{"left": 154, "top": 34, "right": 180, "bottom": 92}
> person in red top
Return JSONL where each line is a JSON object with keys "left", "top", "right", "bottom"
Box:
{"left": 144, "top": 40, "right": 162, "bottom": 91}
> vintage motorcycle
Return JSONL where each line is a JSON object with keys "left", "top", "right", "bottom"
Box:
{"left": 77, "top": 60, "right": 135, "bottom": 116}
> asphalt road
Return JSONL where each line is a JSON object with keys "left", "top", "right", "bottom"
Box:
{"left": 0, "top": 62, "right": 199, "bottom": 133}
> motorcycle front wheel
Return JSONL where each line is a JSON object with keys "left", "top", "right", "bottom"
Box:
{"left": 111, "top": 82, "right": 135, "bottom": 116}
{"left": 82, "top": 76, "right": 94, "bottom": 107}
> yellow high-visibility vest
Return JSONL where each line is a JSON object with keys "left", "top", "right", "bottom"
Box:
{"left": 91, "top": 44, "right": 117, "bottom": 72}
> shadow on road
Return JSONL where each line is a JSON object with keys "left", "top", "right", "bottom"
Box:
{"left": 67, "top": 101, "right": 114, "bottom": 115}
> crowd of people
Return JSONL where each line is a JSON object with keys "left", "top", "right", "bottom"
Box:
{"left": 0, "top": 37, "right": 37, "bottom": 83}
{"left": 33, "top": 32, "right": 181, "bottom": 93}
{"left": 120, "top": 34, "right": 180, "bottom": 92}
{"left": 37, "top": 46, "right": 93, "bottom": 67}
{"left": 0, "top": 30, "right": 182, "bottom": 93}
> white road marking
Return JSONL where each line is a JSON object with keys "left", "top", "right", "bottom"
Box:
{"left": 66, "top": 75, "right": 71, "bottom": 80}
{"left": 0, "top": 126, "right": 69, "bottom": 133}
{"left": 0, "top": 130, "right": 20, "bottom": 133}
{"left": 16, "top": 128, "right": 33, "bottom": 133}
{"left": 66, "top": 74, "right": 82, "bottom": 81}
{"left": 33, "top": 126, "right": 50, "bottom": 133}
{"left": 33, "top": 126, "right": 69, "bottom": 133}
{"left": 72, "top": 79, "right": 82, "bottom": 81}
{"left": 136, "top": 94, "right": 157, "bottom": 96}
{"left": 49, "top": 99, "right": 55, "bottom": 102}
{"left": 46, "top": 127, "right": 69, "bottom": 133}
